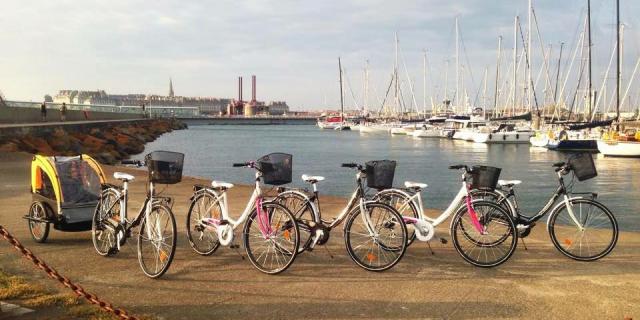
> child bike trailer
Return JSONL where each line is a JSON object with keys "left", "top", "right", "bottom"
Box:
{"left": 25, "top": 154, "right": 106, "bottom": 242}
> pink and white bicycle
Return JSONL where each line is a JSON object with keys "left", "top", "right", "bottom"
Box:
{"left": 185, "top": 153, "right": 300, "bottom": 274}
{"left": 374, "top": 164, "right": 518, "bottom": 268}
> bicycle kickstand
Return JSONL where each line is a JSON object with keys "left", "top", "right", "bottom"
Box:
{"left": 521, "top": 238, "right": 528, "bottom": 251}
{"left": 230, "top": 243, "right": 245, "bottom": 260}
{"left": 426, "top": 241, "right": 435, "bottom": 255}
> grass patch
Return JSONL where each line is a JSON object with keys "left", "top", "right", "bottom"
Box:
{"left": 0, "top": 268, "right": 150, "bottom": 319}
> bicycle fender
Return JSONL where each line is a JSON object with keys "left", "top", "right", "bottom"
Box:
{"left": 545, "top": 196, "right": 586, "bottom": 227}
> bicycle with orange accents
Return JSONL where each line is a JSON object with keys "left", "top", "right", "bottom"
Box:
{"left": 185, "top": 153, "right": 300, "bottom": 275}
{"left": 276, "top": 161, "right": 408, "bottom": 272}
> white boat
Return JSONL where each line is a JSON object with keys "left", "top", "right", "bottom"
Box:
{"left": 473, "top": 124, "right": 533, "bottom": 144}
{"left": 334, "top": 122, "right": 352, "bottom": 131}
{"left": 359, "top": 123, "right": 391, "bottom": 133}
{"left": 450, "top": 120, "right": 487, "bottom": 141}
{"left": 411, "top": 124, "right": 442, "bottom": 138}
{"left": 390, "top": 124, "right": 420, "bottom": 135}
{"left": 529, "top": 131, "right": 551, "bottom": 147}
{"left": 597, "top": 129, "right": 640, "bottom": 157}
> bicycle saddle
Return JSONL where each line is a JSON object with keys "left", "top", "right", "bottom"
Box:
{"left": 211, "top": 181, "right": 234, "bottom": 189}
{"left": 113, "top": 172, "right": 135, "bottom": 181}
{"left": 498, "top": 180, "right": 521, "bottom": 187}
{"left": 404, "top": 181, "right": 427, "bottom": 190}
{"left": 302, "top": 174, "right": 325, "bottom": 183}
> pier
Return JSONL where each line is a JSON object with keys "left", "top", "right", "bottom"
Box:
{"left": 180, "top": 115, "right": 316, "bottom": 126}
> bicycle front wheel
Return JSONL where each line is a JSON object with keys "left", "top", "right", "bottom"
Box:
{"left": 451, "top": 200, "right": 517, "bottom": 268}
{"left": 186, "top": 192, "right": 222, "bottom": 256}
{"left": 92, "top": 189, "right": 121, "bottom": 256}
{"left": 374, "top": 190, "right": 419, "bottom": 246}
{"left": 243, "top": 202, "right": 299, "bottom": 275}
{"left": 344, "top": 203, "right": 407, "bottom": 272}
{"left": 548, "top": 198, "right": 618, "bottom": 261}
{"left": 137, "top": 204, "right": 177, "bottom": 279}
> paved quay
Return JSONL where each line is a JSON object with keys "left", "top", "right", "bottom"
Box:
{"left": 0, "top": 152, "right": 638, "bottom": 319}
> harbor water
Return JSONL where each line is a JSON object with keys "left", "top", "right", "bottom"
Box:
{"left": 134, "top": 125, "right": 640, "bottom": 231}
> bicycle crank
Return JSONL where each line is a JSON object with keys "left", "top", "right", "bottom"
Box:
{"left": 217, "top": 224, "right": 234, "bottom": 246}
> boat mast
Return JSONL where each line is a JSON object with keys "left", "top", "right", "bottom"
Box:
{"left": 494, "top": 36, "right": 502, "bottom": 117}
{"left": 364, "top": 59, "right": 369, "bottom": 115}
{"left": 483, "top": 67, "right": 488, "bottom": 118}
{"left": 528, "top": 0, "right": 533, "bottom": 114}
{"left": 339, "top": 57, "right": 344, "bottom": 123}
{"left": 395, "top": 32, "right": 400, "bottom": 117}
{"left": 616, "top": 0, "right": 620, "bottom": 130}
{"left": 455, "top": 17, "right": 460, "bottom": 114}
{"left": 423, "top": 49, "right": 427, "bottom": 116}
{"left": 513, "top": 15, "right": 518, "bottom": 116}
{"left": 554, "top": 42, "right": 564, "bottom": 106}
{"left": 444, "top": 60, "right": 449, "bottom": 113}
{"left": 587, "top": 0, "right": 593, "bottom": 121}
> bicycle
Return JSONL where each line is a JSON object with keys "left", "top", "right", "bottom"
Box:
{"left": 470, "top": 153, "right": 618, "bottom": 261}
{"left": 92, "top": 151, "right": 181, "bottom": 278}
{"left": 185, "top": 153, "right": 300, "bottom": 275}
{"left": 374, "top": 165, "right": 518, "bottom": 268}
{"left": 276, "top": 160, "right": 408, "bottom": 272}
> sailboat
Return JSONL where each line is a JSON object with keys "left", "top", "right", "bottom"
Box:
{"left": 597, "top": 0, "right": 640, "bottom": 157}
{"left": 335, "top": 57, "right": 351, "bottom": 131}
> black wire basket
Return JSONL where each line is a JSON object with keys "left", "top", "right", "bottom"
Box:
{"left": 568, "top": 153, "right": 597, "bottom": 181}
{"left": 145, "top": 151, "right": 184, "bottom": 184}
{"left": 257, "top": 153, "right": 292, "bottom": 186}
{"left": 365, "top": 160, "right": 396, "bottom": 190}
{"left": 470, "top": 165, "right": 502, "bottom": 190}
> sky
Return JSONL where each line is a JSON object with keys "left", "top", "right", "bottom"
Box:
{"left": 1, "top": 0, "right": 639, "bottom": 111}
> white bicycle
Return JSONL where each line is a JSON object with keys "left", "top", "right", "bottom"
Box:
{"left": 185, "top": 153, "right": 300, "bottom": 274}
{"left": 92, "top": 151, "right": 181, "bottom": 278}
{"left": 374, "top": 164, "right": 518, "bottom": 268}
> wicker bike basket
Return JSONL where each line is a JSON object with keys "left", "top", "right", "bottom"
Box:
{"left": 257, "top": 153, "right": 293, "bottom": 186}
{"left": 470, "top": 165, "right": 502, "bottom": 190}
{"left": 365, "top": 160, "right": 396, "bottom": 190}
{"left": 568, "top": 153, "right": 597, "bottom": 181}
{"left": 145, "top": 151, "right": 184, "bottom": 184}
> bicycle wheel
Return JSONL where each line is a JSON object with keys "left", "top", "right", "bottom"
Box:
{"left": 27, "top": 202, "right": 50, "bottom": 243}
{"left": 548, "top": 198, "right": 618, "bottom": 261}
{"left": 137, "top": 204, "right": 177, "bottom": 278}
{"left": 451, "top": 200, "right": 517, "bottom": 268}
{"left": 186, "top": 192, "right": 222, "bottom": 256}
{"left": 243, "top": 202, "right": 299, "bottom": 274}
{"left": 374, "top": 190, "right": 419, "bottom": 246}
{"left": 92, "top": 189, "right": 121, "bottom": 256}
{"left": 344, "top": 202, "right": 407, "bottom": 272}
{"left": 277, "top": 191, "right": 315, "bottom": 253}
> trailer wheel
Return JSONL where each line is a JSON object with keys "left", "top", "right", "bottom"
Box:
{"left": 27, "top": 202, "right": 50, "bottom": 243}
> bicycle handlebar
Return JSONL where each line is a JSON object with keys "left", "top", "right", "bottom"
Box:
{"left": 448, "top": 164, "right": 469, "bottom": 172}
{"left": 341, "top": 163, "right": 357, "bottom": 168}
{"left": 552, "top": 161, "right": 565, "bottom": 167}
{"left": 232, "top": 162, "right": 249, "bottom": 167}
{"left": 121, "top": 159, "right": 143, "bottom": 166}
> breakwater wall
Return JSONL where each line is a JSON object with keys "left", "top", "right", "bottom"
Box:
{"left": 0, "top": 119, "right": 187, "bottom": 164}
{"left": 181, "top": 117, "right": 316, "bottom": 126}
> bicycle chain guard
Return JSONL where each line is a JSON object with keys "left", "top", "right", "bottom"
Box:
{"left": 218, "top": 224, "right": 234, "bottom": 246}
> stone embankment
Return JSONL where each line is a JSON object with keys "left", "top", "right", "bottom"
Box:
{"left": 0, "top": 119, "right": 187, "bottom": 164}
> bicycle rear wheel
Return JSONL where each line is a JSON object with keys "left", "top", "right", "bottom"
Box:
{"left": 137, "top": 204, "right": 177, "bottom": 279}
{"left": 451, "top": 200, "right": 517, "bottom": 268}
{"left": 186, "top": 192, "right": 222, "bottom": 256}
{"left": 243, "top": 202, "right": 299, "bottom": 274}
{"left": 548, "top": 198, "right": 618, "bottom": 261}
{"left": 344, "top": 203, "right": 407, "bottom": 272}
{"left": 92, "top": 189, "right": 121, "bottom": 256}
{"left": 374, "top": 190, "right": 419, "bottom": 246}
{"left": 277, "top": 191, "right": 315, "bottom": 253}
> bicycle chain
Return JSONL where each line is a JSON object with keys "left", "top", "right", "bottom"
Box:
{"left": 0, "top": 225, "right": 138, "bottom": 320}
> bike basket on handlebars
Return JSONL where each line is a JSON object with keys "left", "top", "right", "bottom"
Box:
{"left": 257, "top": 153, "right": 292, "bottom": 185}
{"left": 145, "top": 151, "right": 184, "bottom": 184}
{"left": 365, "top": 160, "right": 396, "bottom": 190}
{"left": 470, "top": 165, "right": 502, "bottom": 190}
{"left": 568, "top": 153, "right": 597, "bottom": 181}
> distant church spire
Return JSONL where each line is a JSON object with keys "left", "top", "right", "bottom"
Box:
{"left": 169, "top": 77, "right": 175, "bottom": 97}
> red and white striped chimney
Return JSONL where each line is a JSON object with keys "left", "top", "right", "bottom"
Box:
{"left": 238, "top": 76, "right": 243, "bottom": 101}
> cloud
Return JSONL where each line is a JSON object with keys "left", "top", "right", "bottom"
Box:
{"left": 0, "top": 0, "right": 638, "bottom": 109}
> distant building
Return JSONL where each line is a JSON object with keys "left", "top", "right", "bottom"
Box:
{"left": 50, "top": 77, "right": 289, "bottom": 116}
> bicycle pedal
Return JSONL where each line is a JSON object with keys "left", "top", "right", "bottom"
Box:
{"left": 439, "top": 238, "right": 448, "bottom": 244}
{"left": 229, "top": 244, "right": 240, "bottom": 249}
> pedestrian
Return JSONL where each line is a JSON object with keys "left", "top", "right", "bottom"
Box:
{"left": 141, "top": 103, "right": 147, "bottom": 118}
{"left": 60, "top": 102, "right": 67, "bottom": 121}
{"left": 40, "top": 102, "right": 47, "bottom": 122}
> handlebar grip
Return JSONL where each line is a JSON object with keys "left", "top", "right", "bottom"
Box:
{"left": 121, "top": 160, "right": 140, "bottom": 165}
{"left": 341, "top": 163, "right": 357, "bottom": 168}
{"left": 552, "top": 162, "right": 565, "bottom": 167}
{"left": 555, "top": 167, "right": 562, "bottom": 172}
{"left": 448, "top": 165, "right": 464, "bottom": 170}
{"left": 232, "top": 163, "right": 246, "bottom": 167}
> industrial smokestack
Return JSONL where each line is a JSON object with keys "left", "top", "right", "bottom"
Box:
{"left": 238, "top": 76, "right": 243, "bottom": 101}
{"left": 252, "top": 75, "right": 256, "bottom": 102}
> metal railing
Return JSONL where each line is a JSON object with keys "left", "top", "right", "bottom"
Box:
{"left": 5, "top": 100, "right": 144, "bottom": 114}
